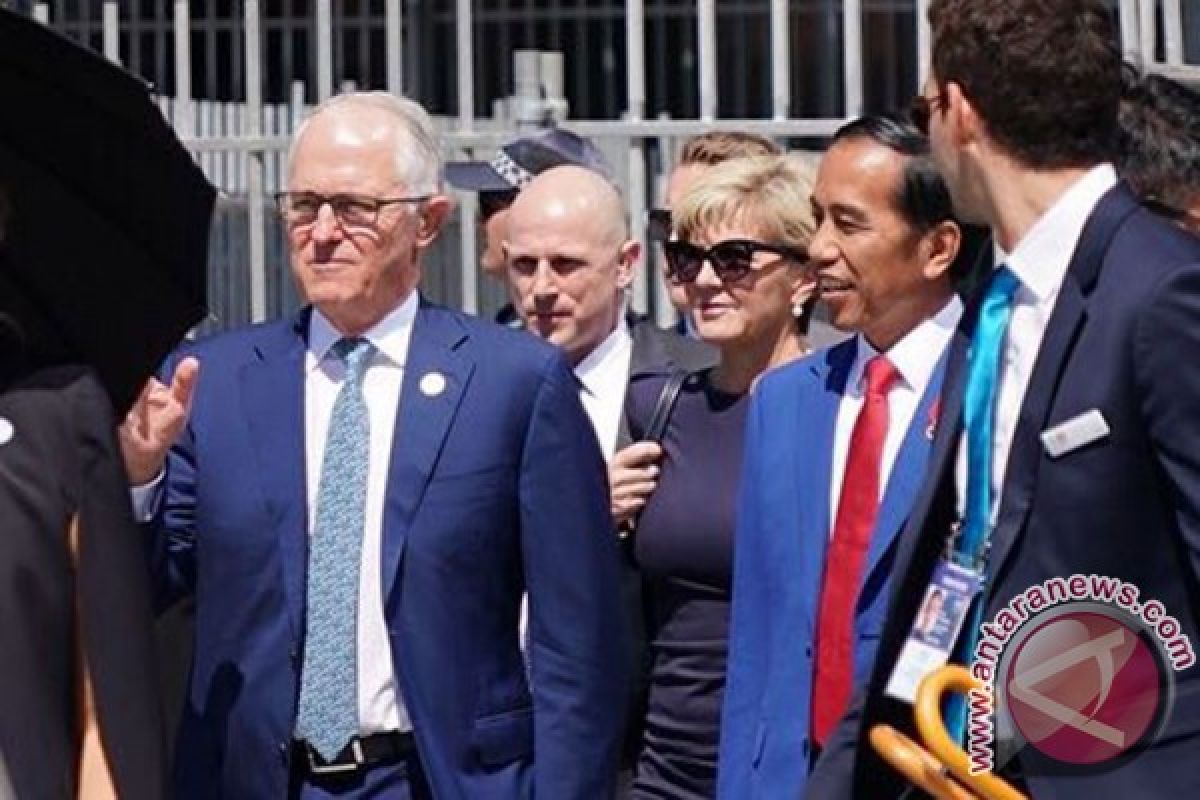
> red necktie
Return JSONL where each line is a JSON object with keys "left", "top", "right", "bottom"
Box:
{"left": 812, "top": 354, "right": 899, "bottom": 745}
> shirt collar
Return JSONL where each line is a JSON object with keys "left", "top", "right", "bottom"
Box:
{"left": 306, "top": 291, "right": 419, "bottom": 372}
{"left": 1003, "top": 164, "right": 1118, "bottom": 301}
{"left": 574, "top": 320, "right": 633, "bottom": 396}
{"left": 849, "top": 294, "right": 963, "bottom": 394}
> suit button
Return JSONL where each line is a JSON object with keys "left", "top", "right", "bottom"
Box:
{"left": 805, "top": 645, "right": 813, "bottom": 658}
{"left": 290, "top": 645, "right": 299, "bottom": 664}
{"left": 278, "top": 742, "right": 289, "bottom": 764}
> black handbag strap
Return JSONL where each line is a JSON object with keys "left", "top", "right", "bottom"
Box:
{"left": 618, "top": 368, "right": 690, "bottom": 543}
{"left": 643, "top": 368, "right": 688, "bottom": 444}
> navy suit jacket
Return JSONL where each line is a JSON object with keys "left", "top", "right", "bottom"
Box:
{"left": 151, "top": 300, "right": 629, "bottom": 799}
{"left": 718, "top": 337, "right": 947, "bottom": 799}
{"left": 808, "top": 185, "right": 1200, "bottom": 798}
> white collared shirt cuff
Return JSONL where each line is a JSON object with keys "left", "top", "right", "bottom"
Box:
{"left": 129, "top": 471, "right": 165, "bottom": 522}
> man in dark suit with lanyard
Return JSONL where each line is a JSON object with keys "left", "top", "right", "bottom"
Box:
{"left": 807, "top": 1, "right": 1200, "bottom": 797}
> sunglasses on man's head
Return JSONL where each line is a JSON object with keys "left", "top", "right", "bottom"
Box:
{"left": 909, "top": 93, "right": 946, "bottom": 136}
{"left": 478, "top": 190, "right": 518, "bottom": 222}
{"left": 646, "top": 208, "right": 672, "bottom": 242}
{"left": 662, "top": 238, "right": 807, "bottom": 284}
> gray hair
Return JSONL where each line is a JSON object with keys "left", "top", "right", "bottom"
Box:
{"left": 289, "top": 91, "right": 442, "bottom": 194}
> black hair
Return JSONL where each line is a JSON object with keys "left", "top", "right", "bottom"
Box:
{"left": 1118, "top": 69, "right": 1200, "bottom": 217}
{"left": 832, "top": 115, "right": 955, "bottom": 235}
{"left": 832, "top": 115, "right": 972, "bottom": 281}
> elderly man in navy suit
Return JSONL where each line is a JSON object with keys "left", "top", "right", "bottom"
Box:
{"left": 808, "top": 1, "right": 1200, "bottom": 797}
{"left": 120, "top": 92, "right": 628, "bottom": 799}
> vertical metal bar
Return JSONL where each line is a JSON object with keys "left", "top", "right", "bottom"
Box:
{"left": 627, "top": 0, "right": 649, "bottom": 314}
{"left": 386, "top": 0, "right": 404, "bottom": 94}
{"left": 697, "top": 0, "right": 717, "bottom": 120}
{"left": 770, "top": 0, "right": 789, "bottom": 119}
{"left": 1164, "top": 0, "right": 1184, "bottom": 65}
{"left": 650, "top": 146, "right": 675, "bottom": 329}
{"left": 456, "top": 0, "right": 477, "bottom": 314}
{"left": 916, "top": 0, "right": 932, "bottom": 88}
{"left": 1139, "top": 0, "right": 1157, "bottom": 66}
{"left": 245, "top": 0, "right": 268, "bottom": 322}
{"left": 33, "top": 4, "right": 49, "bottom": 24}
{"left": 204, "top": 2, "right": 216, "bottom": 103}
{"left": 457, "top": 191, "right": 479, "bottom": 316}
{"left": 1118, "top": 0, "right": 1141, "bottom": 64}
{"left": 627, "top": 0, "right": 646, "bottom": 120}
{"left": 102, "top": 1, "right": 119, "bottom": 64}
{"left": 317, "top": 0, "right": 334, "bottom": 101}
{"left": 358, "top": 0, "right": 370, "bottom": 89}
{"left": 456, "top": 0, "right": 475, "bottom": 128}
{"left": 843, "top": 0, "right": 864, "bottom": 117}
{"left": 174, "top": 1, "right": 193, "bottom": 137}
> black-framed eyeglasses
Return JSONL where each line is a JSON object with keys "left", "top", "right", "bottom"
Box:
{"left": 478, "top": 190, "right": 518, "bottom": 223}
{"left": 662, "top": 238, "right": 807, "bottom": 284}
{"left": 275, "top": 191, "right": 430, "bottom": 228}
{"left": 646, "top": 208, "right": 672, "bottom": 242}
{"left": 909, "top": 93, "right": 946, "bottom": 136}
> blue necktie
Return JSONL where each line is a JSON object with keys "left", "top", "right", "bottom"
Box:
{"left": 946, "top": 266, "right": 1020, "bottom": 743}
{"left": 295, "top": 337, "right": 373, "bottom": 761}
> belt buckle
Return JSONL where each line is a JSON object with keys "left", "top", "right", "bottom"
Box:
{"left": 306, "top": 739, "right": 365, "bottom": 776}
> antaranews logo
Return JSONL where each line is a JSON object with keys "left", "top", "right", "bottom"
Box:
{"left": 964, "top": 574, "right": 1195, "bottom": 775}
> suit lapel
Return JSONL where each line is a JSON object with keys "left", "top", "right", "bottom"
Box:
{"left": 882, "top": 312, "right": 973, "bottom": 605}
{"left": 239, "top": 311, "right": 310, "bottom": 638}
{"left": 382, "top": 303, "right": 473, "bottom": 600}
{"left": 987, "top": 185, "right": 1139, "bottom": 584}
{"left": 810, "top": 341, "right": 858, "bottom": 547}
{"left": 861, "top": 348, "right": 950, "bottom": 592}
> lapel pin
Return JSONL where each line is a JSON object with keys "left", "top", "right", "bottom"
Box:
{"left": 419, "top": 371, "right": 447, "bottom": 398}
{"left": 925, "top": 397, "right": 942, "bottom": 441}
{"left": 0, "top": 417, "right": 13, "bottom": 446}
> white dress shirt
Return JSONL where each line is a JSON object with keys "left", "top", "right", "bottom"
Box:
{"left": 954, "top": 164, "right": 1118, "bottom": 525}
{"left": 305, "top": 293, "right": 417, "bottom": 735}
{"left": 829, "top": 296, "right": 963, "bottom": 535}
{"left": 574, "top": 321, "right": 634, "bottom": 461}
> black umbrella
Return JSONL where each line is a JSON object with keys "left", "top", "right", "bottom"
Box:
{"left": 0, "top": 9, "right": 215, "bottom": 414}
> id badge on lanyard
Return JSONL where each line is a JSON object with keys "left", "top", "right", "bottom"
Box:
{"left": 884, "top": 558, "right": 983, "bottom": 704}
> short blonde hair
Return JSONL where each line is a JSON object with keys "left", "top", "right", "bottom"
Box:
{"left": 679, "top": 131, "right": 782, "bottom": 165}
{"left": 673, "top": 154, "right": 817, "bottom": 254}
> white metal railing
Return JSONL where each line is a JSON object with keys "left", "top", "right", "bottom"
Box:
{"left": 30, "top": 0, "right": 1200, "bottom": 327}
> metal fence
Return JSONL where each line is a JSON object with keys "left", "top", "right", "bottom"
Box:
{"left": 23, "top": 0, "right": 1200, "bottom": 332}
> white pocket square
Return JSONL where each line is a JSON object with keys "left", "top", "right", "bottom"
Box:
{"left": 1040, "top": 409, "right": 1110, "bottom": 459}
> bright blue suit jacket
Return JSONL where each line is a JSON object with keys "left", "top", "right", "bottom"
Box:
{"left": 718, "top": 337, "right": 947, "bottom": 799}
{"left": 150, "top": 300, "right": 629, "bottom": 799}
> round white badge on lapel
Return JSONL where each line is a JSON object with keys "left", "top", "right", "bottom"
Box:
{"left": 0, "top": 417, "right": 13, "bottom": 446}
{"left": 419, "top": 371, "right": 447, "bottom": 397}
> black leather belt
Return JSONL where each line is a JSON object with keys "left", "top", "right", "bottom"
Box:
{"left": 297, "top": 731, "right": 416, "bottom": 776}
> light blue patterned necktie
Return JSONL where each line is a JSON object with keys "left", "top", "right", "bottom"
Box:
{"left": 295, "top": 336, "right": 373, "bottom": 761}
{"left": 947, "top": 266, "right": 1020, "bottom": 744}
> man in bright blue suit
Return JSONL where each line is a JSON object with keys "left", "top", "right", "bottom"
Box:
{"left": 120, "top": 92, "right": 628, "bottom": 799}
{"left": 718, "top": 116, "right": 965, "bottom": 799}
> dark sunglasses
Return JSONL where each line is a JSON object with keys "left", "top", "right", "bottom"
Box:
{"left": 646, "top": 208, "right": 672, "bottom": 242}
{"left": 909, "top": 93, "right": 946, "bottom": 136}
{"left": 663, "top": 238, "right": 806, "bottom": 283}
{"left": 478, "top": 190, "right": 518, "bottom": 222}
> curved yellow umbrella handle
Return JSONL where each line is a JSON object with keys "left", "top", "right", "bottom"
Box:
{"left": 869, "top": 724, "right": 977, "bottom": 800}
{"left": 915, "top": 666, "right": 1026, "bottom": 800}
